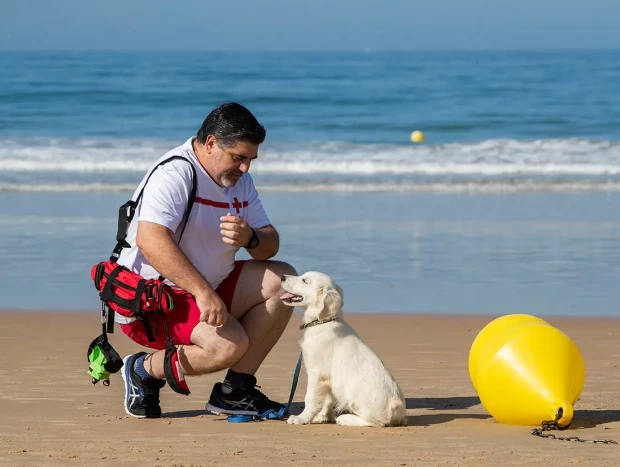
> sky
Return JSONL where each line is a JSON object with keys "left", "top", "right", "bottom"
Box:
{"left": 1, "top": 0, "right": 619, "bottom": 51}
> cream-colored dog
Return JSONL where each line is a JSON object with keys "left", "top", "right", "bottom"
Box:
{"left": 281, "top": 271, "right": 407, "bottom": 427}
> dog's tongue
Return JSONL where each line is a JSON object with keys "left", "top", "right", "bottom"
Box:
{"left": 280, "top": 292, "right": 297, "bottom": 301}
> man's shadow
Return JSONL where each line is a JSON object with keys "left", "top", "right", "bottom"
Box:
{"left": 163, "top": 409, "right": 211, "bottom": 419}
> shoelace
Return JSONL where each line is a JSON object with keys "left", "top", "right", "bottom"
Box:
{"left": 249, "top": 385, "right": 267, "bottom": 400}
{"left": 226, "top": 387, "right": 286, "bottom": 423}
{"left": 248, "top": 385, "right": 285, "bottom": 409}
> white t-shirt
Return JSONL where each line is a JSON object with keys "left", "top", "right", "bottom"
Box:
{"left": 117, "top": 136, "right": 271, "bottom": 290}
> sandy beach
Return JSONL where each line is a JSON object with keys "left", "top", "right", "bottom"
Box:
{"left": 1, "top": 311, "right": 620, "bottom": 466}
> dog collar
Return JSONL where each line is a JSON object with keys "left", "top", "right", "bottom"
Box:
{"left": 300, "top": 317, "right": 339, "bottom": 330}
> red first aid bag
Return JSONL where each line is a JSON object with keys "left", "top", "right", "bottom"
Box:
{"left": 91, "top": 261, "right": 175, "bottom": 319}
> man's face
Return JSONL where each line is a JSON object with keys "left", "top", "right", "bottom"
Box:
{"left": 206, "top": 136, "right": 258, "bottom": 187}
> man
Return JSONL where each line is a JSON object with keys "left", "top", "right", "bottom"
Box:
{"left": 116, "top": 102, "right": 296, "bottom": 418}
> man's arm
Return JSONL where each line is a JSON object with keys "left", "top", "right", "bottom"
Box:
{"left": 136, "top": 220, "right": 214, "bottom": 297}
{"left": 136, "top": 220, "right": 228, "bottom": 327}
{"left": 248, "top": 224, "right": 279, "bottom": 261}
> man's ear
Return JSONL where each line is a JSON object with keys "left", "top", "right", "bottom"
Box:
{"left": 317, "top": 284, "right": 344, "bottom": 318}
{"left": 205, "top": 134, "right": 217, "bottom": 153}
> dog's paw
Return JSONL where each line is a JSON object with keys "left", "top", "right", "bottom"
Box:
{"left": 287, "top": 415, "right": 308, "bottom": 425}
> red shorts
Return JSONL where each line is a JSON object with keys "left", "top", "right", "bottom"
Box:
{"left": 120, "top": 261, "right": 246, "bottom": 350}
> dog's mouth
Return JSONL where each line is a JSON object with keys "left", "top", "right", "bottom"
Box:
{"left": 280, "top": 292, "right": 303, "bottom": 304}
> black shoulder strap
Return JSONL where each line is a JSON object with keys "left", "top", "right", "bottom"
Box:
{"left": 109, "top": 155, "right": 198, "bottom": 263}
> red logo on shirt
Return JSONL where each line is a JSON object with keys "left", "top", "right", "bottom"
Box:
{"left": 195, "top": 197, "right": 248, "bottom": 214}
{"left": 232, "top": 197, "right": 245, "bottom": 214}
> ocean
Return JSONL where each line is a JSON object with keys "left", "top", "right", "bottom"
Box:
{"left": 1, "top": 50, "right": 619, "bottom": 315}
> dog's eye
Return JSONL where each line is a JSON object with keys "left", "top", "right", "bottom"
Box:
{"left": 302, "top": 278, "right": 309, "bottom": 284}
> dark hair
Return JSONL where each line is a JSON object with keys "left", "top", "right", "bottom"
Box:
{"left": 196, "top": 102, "right": 266, "bottom": 148}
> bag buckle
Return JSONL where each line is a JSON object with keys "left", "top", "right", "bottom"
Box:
{"left": 145, "top": 282, "right": 159, "bottom": 311}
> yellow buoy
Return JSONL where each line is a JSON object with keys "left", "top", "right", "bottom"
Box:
{"left": 410, "top": 130, "right": 425, "bottom": 143}
{"left": 469, "top": 314, "right": 545, "bottom": 391}
{"left": 469, "top": 315, "right": 585, "bottom": 428}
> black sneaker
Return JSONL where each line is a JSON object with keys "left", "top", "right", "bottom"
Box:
{"left": 121, "top": 352, "right": 166, "bottom": 419}
{"left": 205, "top": 382, "right": 285, "bottom": 416}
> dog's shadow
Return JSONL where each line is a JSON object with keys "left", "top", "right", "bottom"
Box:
{"left": 409, "top": 413, "right": 490, "bottom": 426}
{"left": 406, "top": 396, "right": 490, "bottom": 426}
{"left": 288, "top": 396, "right": 490, "bottom": 426}
{"left": 162, "top": 402, "right": 620, "bottom": 430}
{"left": 406, "top": 396, "right": 481, "bottom": 410}
{"left": 288, "top": 396, "right": 481, "bottom": 414}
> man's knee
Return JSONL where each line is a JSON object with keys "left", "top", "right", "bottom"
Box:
{"left": 191, "top": 320, "right": 250, "bottom": 370}
{"left": 217, "top": 330, "right": 250, "bottom": 369}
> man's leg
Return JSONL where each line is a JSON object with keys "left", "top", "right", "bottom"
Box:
{"left": 121, "top": 292, "right": 250, "bottom": 419}
{"left": 143, "top": 319, "right": 249, "bottom": 378}
{"left": 206, "top": 260, "right": 297, "bottom": 415}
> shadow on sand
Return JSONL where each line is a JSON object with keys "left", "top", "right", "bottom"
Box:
{"left": 570, "top": 410, "right": 620, "bottom": 430}
{"left": 405, "top": 396, "right": 490, "bottom": 426}
{"left": 161, "top": 401, "right": 620, "bottom": 432}
{"left": 288, "top": 396, "right": 489, "bottom": 426}
{"left": 163, "top": 409, "right": 211, "bottom": 419}
{"left": 406, "top": 396, "right": 480, "bottom": 411}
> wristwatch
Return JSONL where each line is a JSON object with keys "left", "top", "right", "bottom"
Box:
{"left": 246, "top": 228, "right": 260, "bottom": 250}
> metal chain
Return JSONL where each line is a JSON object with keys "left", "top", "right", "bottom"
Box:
{"left": 531, "top": 410, "right": 618, "bottom": 445}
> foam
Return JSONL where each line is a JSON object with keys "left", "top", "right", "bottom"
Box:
{"left": 2, "top": 137, "right": 620, "bottom": 192}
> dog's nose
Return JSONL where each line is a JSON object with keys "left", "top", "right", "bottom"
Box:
{"left": 281, "top": 275, "right": 287, "bottom": 282}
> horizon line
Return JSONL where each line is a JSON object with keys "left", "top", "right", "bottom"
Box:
{"left": 1, "top": 47, "right": 620, "bottom": 54}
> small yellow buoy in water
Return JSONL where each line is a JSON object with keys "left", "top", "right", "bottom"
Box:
{"left": 410, "top": 130, "right": 425, "bottom": 143}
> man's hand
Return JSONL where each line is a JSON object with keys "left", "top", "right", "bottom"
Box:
{"left": 195, "top": 289, "right": 228, "bottom": 327}
{"left": 220, "top": 213, "right": 253, "bottom": 248}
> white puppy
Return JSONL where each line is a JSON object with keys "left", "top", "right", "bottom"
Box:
{"left": 281, "top": 271, "right": 407, "bottom": 427}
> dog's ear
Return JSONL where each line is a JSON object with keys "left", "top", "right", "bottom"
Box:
{"left": 317, "top": 284, "right": 344, "bottom": 318}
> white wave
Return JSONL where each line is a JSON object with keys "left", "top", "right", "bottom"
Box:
{"left": 3, "top": 180, "right": 620, "bottom": 194}
{"left": 255, "top": 161, "right": 620, "bottom": 175}
{"left": 2, "top": 137, "right": 620, "bottom": 176}
{"left": 258, "top": 180, "right": 620, "bottom": 193}
{"left": 0, "top": 137, "right": 170, "bottom": 173}
{"left": 0, "top": 182, "right": 137, "bottom": 192}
